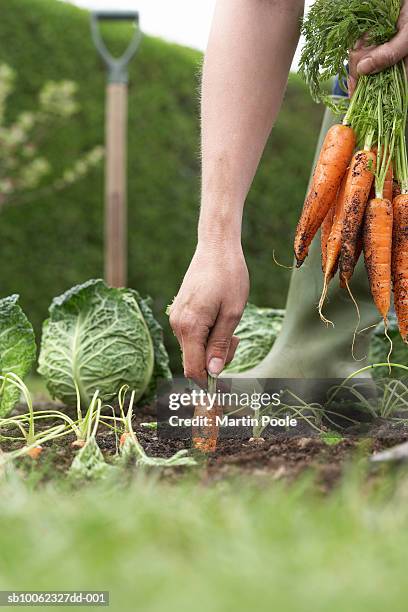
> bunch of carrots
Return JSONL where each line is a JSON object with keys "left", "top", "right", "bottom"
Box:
{"left": 297, "top": 0, "right": 408, "bottom": 347}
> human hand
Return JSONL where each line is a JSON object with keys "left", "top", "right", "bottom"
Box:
{"left": 169, "top": 243, "right": 249, "bottom": 385}
{"left": 349, "top": 0, "right": 408, "bottom": 96}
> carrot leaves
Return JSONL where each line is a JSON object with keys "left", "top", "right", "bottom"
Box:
{"left": 300, "top": 0, "right": 400, "bottom": 104}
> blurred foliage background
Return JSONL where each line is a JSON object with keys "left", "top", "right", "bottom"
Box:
{"left": 0, "top": 0, "right": 323, "bottom": 369}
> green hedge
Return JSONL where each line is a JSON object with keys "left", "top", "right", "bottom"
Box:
{"left": 0, "top": 0, "right": 323, "bottom": 369}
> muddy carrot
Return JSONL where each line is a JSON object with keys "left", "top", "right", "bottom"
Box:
{"left": 383, "top": 161, "right": 394, "bottom": 202}
{"left": 393, "top": 180, "right": 402, "bottom": 200}
{"left": 294, "top": 124, "right": 356, "bottom": 267}
{"left": 321, "top": 204, "right": 335, "bottom": 273}
{"left": 318, "top": 169, "right": 348, "bottom": 323}
{"left": 192, "top": 376, "right": 222, "bottom": 453}
{"left": 339, "top": 149, "right": 376, "bottom": 286}
{"left": 363, "top": 198, "right": 393, "bottom": 321}
{"left": 392, "top": 194, "right": 408, "bottom": 342}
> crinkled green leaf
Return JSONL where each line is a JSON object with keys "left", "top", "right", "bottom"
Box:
{"left": 119, "top": 434, "right": 196, "bottom": 468}
{"left": 129, "top": 290, "right": 172, "bottom": 402}
{"left": 224, "top": 304, "right": 284, "bottom": 374}
{"left": 0, "top": 295, "right": 36, "bottom": 417}
{"left": 68, "top": 438, "right": 114, "bottom": 482}
{"left": 38, "top": 279, "right": 171, "bottom": 406}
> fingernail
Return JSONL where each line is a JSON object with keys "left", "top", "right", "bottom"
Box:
{"left": 357, "top": 57, "right": 375, "bottom": 75}
{"left": 208, "top": 358, "right": 224, "bottom": 376}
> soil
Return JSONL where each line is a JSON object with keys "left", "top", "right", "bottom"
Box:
{"left": 2, "top": 402, "right": 408, "bottom": 491}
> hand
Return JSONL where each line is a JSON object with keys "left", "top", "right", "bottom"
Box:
{"left": 349, "top": 1, "right": 408, "bottom": 95}
{"left": 169, "top": 243, "right": 249, "bottom": 385}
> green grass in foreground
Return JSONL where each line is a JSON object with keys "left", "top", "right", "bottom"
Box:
{"left": 1, "top": 467, "right": 408, "bottom": 611}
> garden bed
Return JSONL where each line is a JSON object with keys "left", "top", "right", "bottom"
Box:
{"left": 3, "top": 401, "right": 408, "bottom": 491}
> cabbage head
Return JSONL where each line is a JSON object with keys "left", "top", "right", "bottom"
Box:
{"left": 224, "top": 304, "right": 284, "bottom": 374}
{"left": 38, "top": 279, "right": 171, "bottom": 406}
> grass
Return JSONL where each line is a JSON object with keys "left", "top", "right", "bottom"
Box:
{"left": 3, "top": 374, "right": 408, "bottom": 611}
{"left": 1, "top": 464, "right": 408, "bottom": 611}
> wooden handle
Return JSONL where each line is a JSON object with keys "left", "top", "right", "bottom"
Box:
{"left": 105, "top": 83, "right": 128, "bottom": 287}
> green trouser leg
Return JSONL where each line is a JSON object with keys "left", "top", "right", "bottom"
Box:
{"left": 250, "top": 106, "right": 379, "bottom": 379}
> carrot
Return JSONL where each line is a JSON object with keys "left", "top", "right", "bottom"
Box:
{"left": 383, "top": 161, "right": 394, "bottom": 202}
{"left": 339, "top": 229, "right": 364, "bottom": 290}
{"left": 339, "top": 149, "right": 376, "bottom": 286}
{"left": 393, "top": 179, "right": 402, "bottom": 200}
{"left": 192, "top": 402, "right": 222, "bottom": 453}
{"left": 325, "top": 170, "right": 349, "bottom": 276}
{"left": 363, "top": 198, "right": 393, "bottom": 321}
{"left": 119, "top": 432, "right": 130, "bottom": 447}
{"left": 392, "top": 194, "right": 408, "bottom": 343}
{"left": 192, "top": 375, "right": 222, "bottom": 453}
{"left": 294, "top": 124, "right": 356, "bottom": 267}
{"left": 26, "top": 446, "right": 43, "bottom": 460}
{"left": 318, "top": 169, "right": 348, "bottom": 323}
{"left": 321, "top": 204, "right": 335, "bottom": 273}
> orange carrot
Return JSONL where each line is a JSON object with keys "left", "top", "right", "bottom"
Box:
{"left": 120, "top": 432, "right": 130, "bottom": 447}
{"left": 393, "top": 180, "right": 402, "bottom": 200}
{"left": 26, "top": 446, "right": 43, "bottom": 460}
{"left": 392, "top": 194, "right": 408, "bottom": 343}
{"left": 294, "top": 124, "right": 356, "bottom": 267}
{"left": 325, "top": 170, "right": 349, "bottom": 278}
{"left": 321, "top": 204, "right": 335, "bottom": 273}
{"left": 318, "top": 170, "right": 350, "bottom": 323}
{"left": 363, "top": 198, "right": 393, "bottom": 321}
{"left": 383, "top": 161, "right": 394, "bottom": 202}
{"left": 192, "top": 402, "right": 222, "bottom": 453}
{"left": 339, "top": 149, "right": 376, "bottom": 286}
{"left": 339, "top": 229, "right": 364, "bottom": 290}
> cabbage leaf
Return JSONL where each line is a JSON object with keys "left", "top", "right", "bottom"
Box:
{"left": 224, "top": 304, "right": 284, "bottom": 374}
{"left": 0, "top": 295, "right": 36, "bottom": 417}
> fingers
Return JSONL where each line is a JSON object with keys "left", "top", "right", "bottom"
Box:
{"left": 348, "top": 42, "right": 376, "bottom": 96}
{"left": 170, "top": 308, "right": 210, "bottom": 386}
{"left": 206, "top": 308, "right": 242, "bottom": 376}
{"left": 356, "top": 26, "right": 408, "bottom": 76}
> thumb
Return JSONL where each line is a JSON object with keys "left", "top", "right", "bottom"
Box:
{"left": 357, "top": 30, "right": 408, "bottom": 75}
{"left": 206, "top": 311, "right": 241, "bottom": 376}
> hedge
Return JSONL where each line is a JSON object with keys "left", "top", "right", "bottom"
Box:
{"left": 0, "top": 0, "right": 323, "bottom": 369}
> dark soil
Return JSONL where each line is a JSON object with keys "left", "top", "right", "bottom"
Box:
{"left": 2, "top": 402, "right": 408, "bottom": 490}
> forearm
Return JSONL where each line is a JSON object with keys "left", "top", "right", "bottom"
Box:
{"left": 199, "top": 0, "right": 304, "bottom": 245}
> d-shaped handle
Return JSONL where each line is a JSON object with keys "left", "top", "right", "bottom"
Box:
{"left": 91, "top": 11, "right": 142, "bottom": 84}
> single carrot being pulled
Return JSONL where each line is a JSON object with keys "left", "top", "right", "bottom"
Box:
{"left": 192, "top": 376, "right": 222, "bottom": 453}
{"left": 392, "top": 194, "right": 408, "bottom": 343}
{"left": 294, "top": 124, "right": 356, "bottom": 267}
{"left": 339, "top": 149, "right": 376, "bottom": 287}
{"left": 363, "top": 198, "right": 393, "bottom": 322}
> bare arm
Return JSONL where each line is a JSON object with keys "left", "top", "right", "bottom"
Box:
{"left": 170, "top": 0, "right": 304, "bottom": 383}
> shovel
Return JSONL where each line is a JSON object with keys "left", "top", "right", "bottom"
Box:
{"left": 91, "top": 11, "right": 142, "bottom": 287}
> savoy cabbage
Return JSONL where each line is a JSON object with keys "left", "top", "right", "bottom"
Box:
{"left": 38, "top": 279, "right": 171, "bottom": 406}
